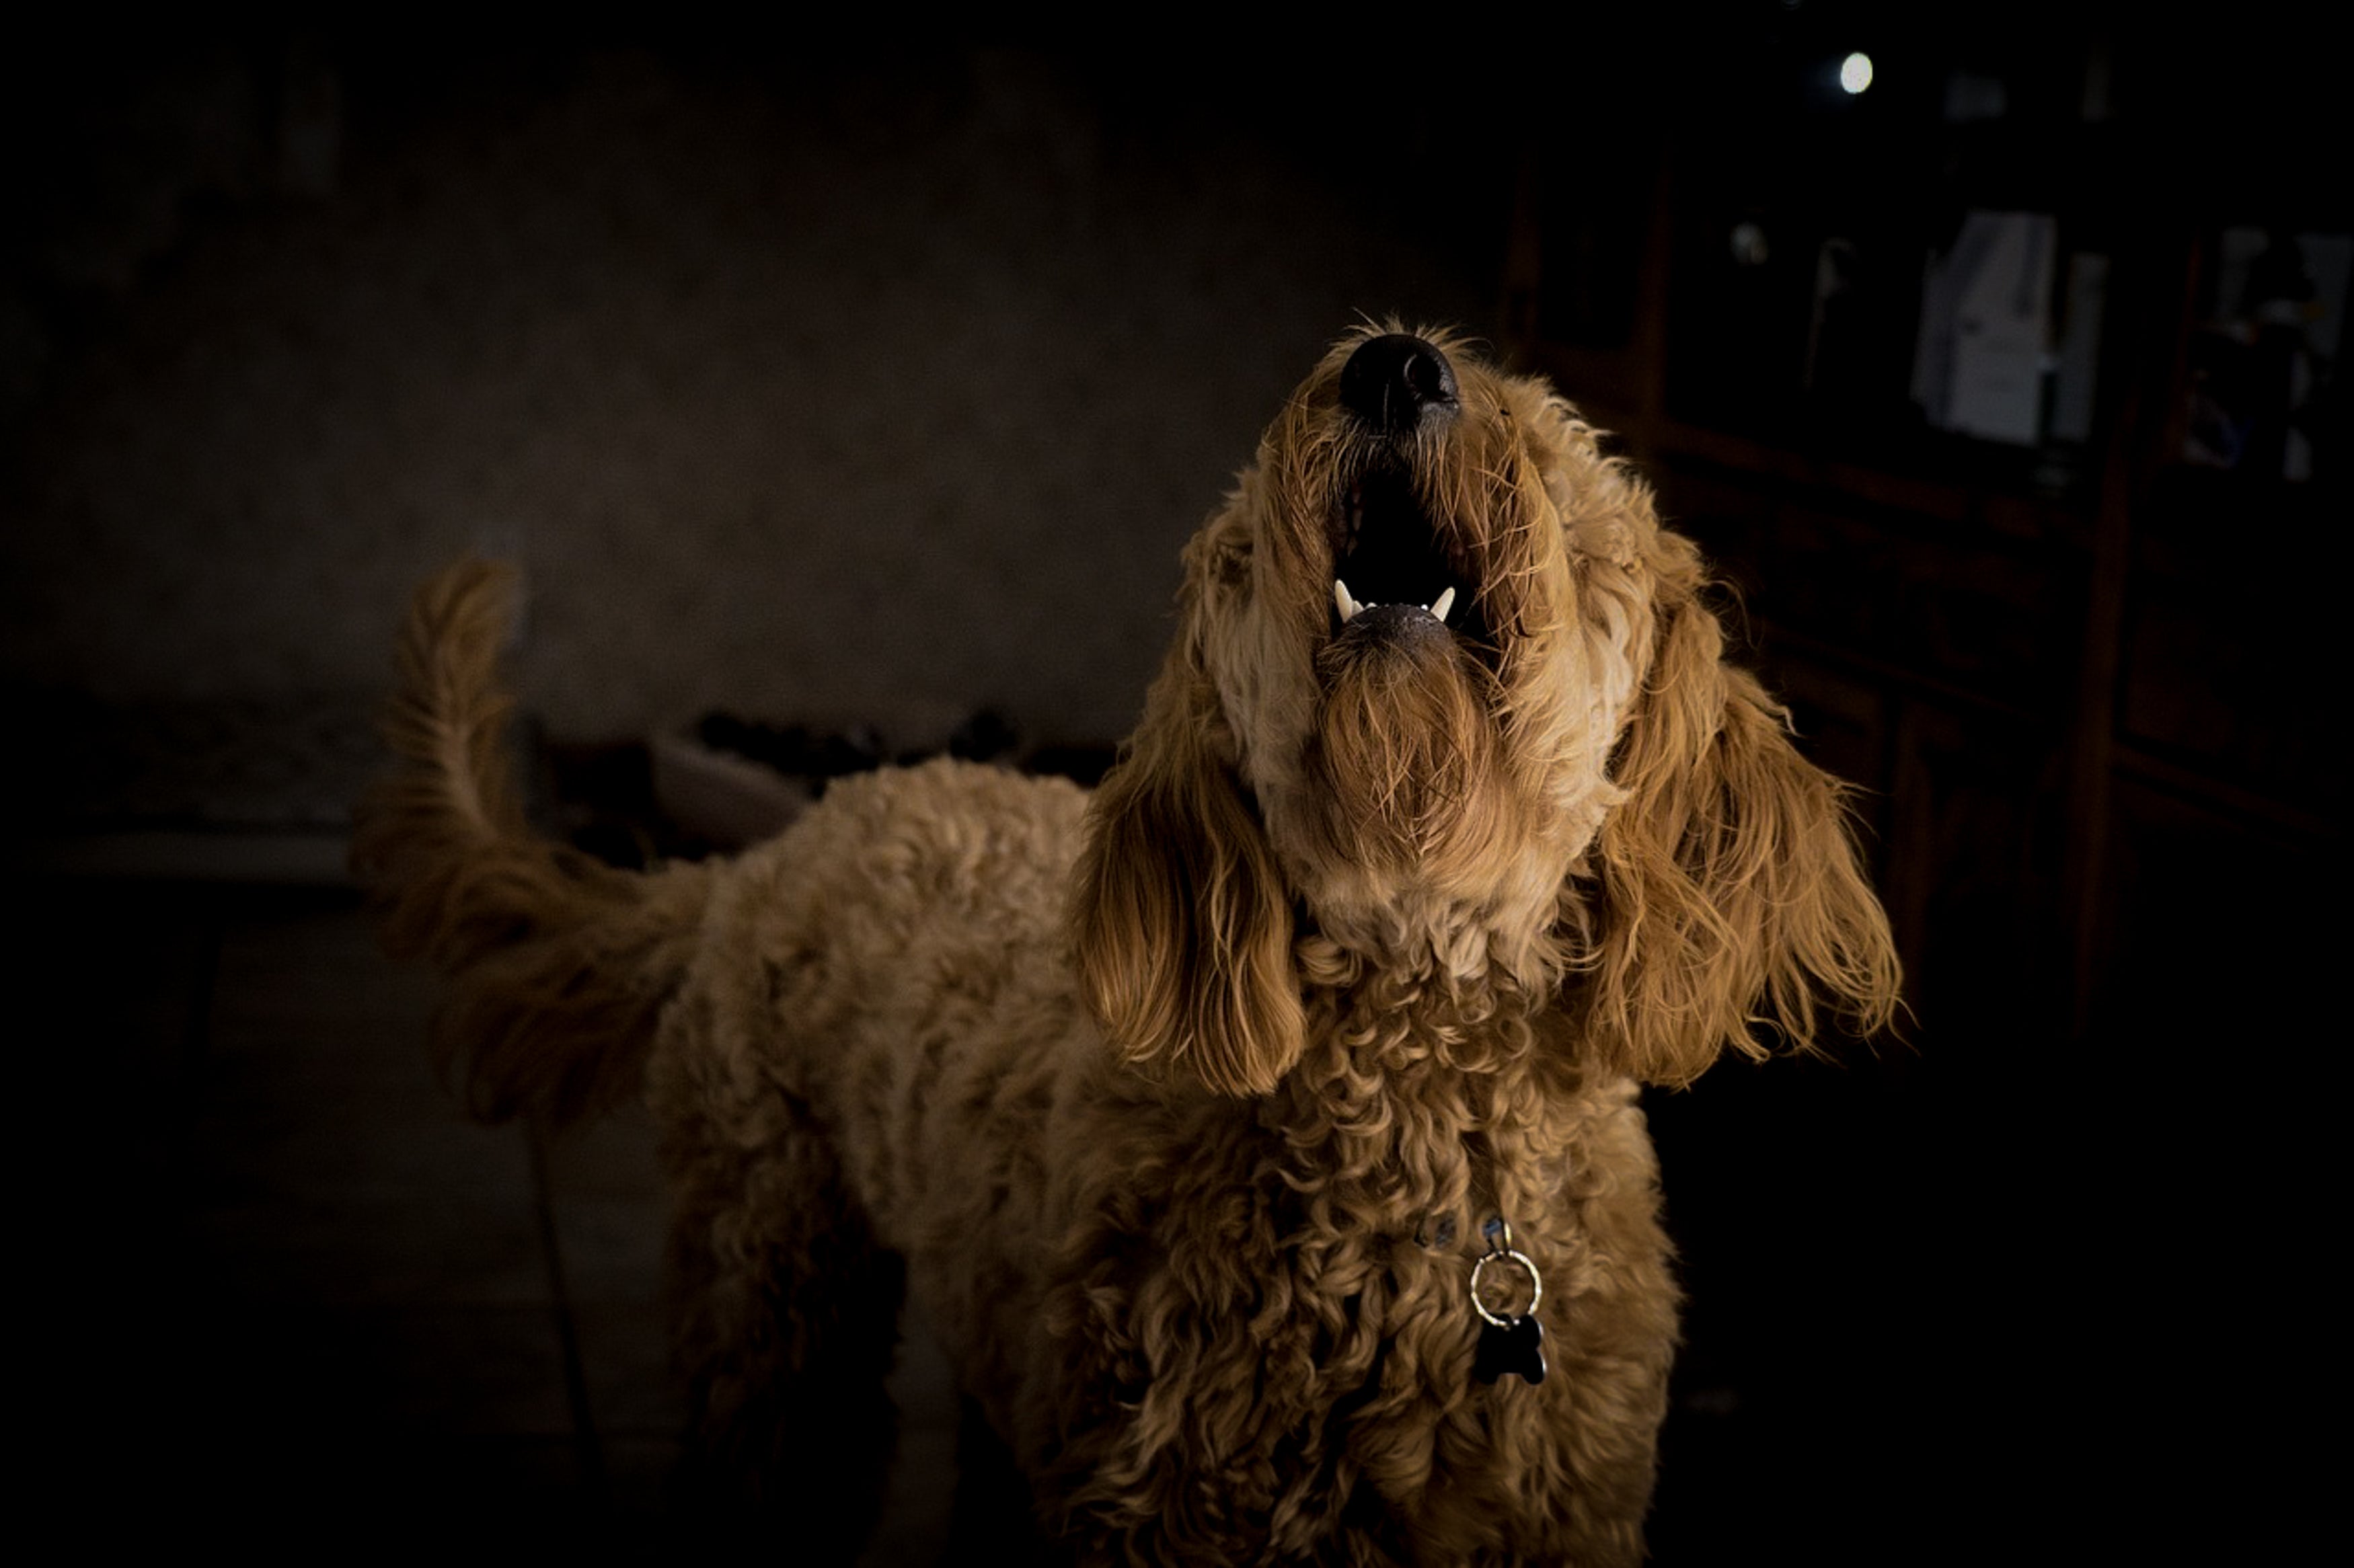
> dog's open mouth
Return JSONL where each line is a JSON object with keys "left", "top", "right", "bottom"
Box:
{"left": 1328, "top": 460, "right": 1482, "bottom": 654}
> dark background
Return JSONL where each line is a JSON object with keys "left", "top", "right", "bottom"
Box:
{"left": 7, "top": 11, "right": 2340, "bottom": 1563}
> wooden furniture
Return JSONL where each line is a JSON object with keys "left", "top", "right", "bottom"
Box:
{"left": 1501, "top": 25, "right": 2341, "bottom": 1056}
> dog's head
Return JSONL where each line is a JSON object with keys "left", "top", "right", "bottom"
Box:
{"left": 1075, "top": 326, "right": 1898, "bottom": 1095}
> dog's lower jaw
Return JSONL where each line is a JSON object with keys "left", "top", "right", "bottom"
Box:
{"left": 1268, "top": 693, "right": 1582, "bottom": 990}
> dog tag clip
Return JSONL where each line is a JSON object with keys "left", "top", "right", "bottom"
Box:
{"left": 1470, "top": 1220, "right": 1546, "bottom": 1386}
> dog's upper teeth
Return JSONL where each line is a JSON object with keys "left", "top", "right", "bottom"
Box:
{"left": 1429, "top": 586, "right": 1455, "bottom": 623}
{"left": 1335, "top": 578, "right": 1361, "bottom": 624}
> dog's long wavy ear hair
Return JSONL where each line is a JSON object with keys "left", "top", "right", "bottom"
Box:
{"left": 1579, "top": 537, "right": 1901, "bottom": 1086}
{"left": 1072, "top": 628, "right": 1303, "bottom": 1098}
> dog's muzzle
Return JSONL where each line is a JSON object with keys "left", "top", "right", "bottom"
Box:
{"left": 1328, "top": 335, "right": 1474, "bottom": 651}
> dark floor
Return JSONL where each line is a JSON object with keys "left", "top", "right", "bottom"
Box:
{"left": 20, "top": 858, "right": 961, "bottom": 1562}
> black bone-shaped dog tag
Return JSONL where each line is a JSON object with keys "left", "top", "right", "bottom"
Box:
{"left": 1474, "top": 1313, "right": 1548, "bottom": 1384}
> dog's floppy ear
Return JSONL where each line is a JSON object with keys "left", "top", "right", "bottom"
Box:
{"left": 1072, "top": 643, "right": 1304, "bottom": 1097}
{"left": 1578, "top": 543, "right": 1901, "bottom": 1087}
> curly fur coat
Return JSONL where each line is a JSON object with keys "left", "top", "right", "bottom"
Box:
{"left": 354, "top": 326, "right": 1900, "bottom": 1564}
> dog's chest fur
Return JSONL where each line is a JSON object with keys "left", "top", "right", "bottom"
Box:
{"left": 1031, "top": 1002, "right": 1675, "bottom": 1557}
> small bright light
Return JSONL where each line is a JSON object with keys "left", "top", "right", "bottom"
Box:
{"left": 1839, "top": 52, "right": 1874, "bottom": 95}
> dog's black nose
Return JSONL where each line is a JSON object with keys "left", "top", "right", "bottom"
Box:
{"left": 1339, "top": 334, "right": 1459, "bottom": 432}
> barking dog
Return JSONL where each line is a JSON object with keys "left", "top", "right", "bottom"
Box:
{"left": 356, "top": 327, "right": 1900, "bottom": 1563}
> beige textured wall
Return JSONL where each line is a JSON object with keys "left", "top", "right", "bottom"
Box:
{"left": 3, "top": 42, "right": 1505, "bottom": 753}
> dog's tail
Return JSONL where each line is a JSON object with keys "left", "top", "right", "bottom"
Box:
{"left": 350, "top": 559, "right": 716, "bottom": 1126}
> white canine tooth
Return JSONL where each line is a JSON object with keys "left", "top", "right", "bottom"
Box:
{"left": 1430, "top": 586, "right": 1456, "bottom": 623}
{"left": 1334, "top": 578, "right": 1361, "bottom": 624}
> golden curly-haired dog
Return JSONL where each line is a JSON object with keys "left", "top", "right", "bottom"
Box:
{"left": 355, "top": 326, "right": 1899, "bottom": 1564}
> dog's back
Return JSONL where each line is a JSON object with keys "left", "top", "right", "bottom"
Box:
{"left": 648, "top": 758, "right": 1110, "bottom": 1402}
